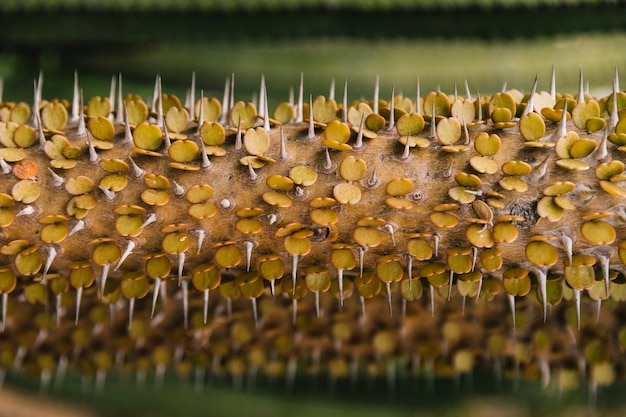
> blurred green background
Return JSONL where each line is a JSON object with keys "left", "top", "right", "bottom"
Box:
{"left": 1, "top": 1, "right": 626, "bottom": 416}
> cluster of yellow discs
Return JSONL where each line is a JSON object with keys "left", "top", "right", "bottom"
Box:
{"left": 0, "top": 73, "right": 625, "bottom": 393}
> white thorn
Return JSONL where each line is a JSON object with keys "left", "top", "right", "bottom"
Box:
{"left": 128, "top": 157, "right": 144, "bottom": 178}
{"left": 574, "top": 289, "right": 581, "bottom": 331}
{"left": 476, "top": 90, "right": 483, "bottom": 123}
{"left": 415, "top": 77, "right": 421, "bottom": 114}
{"left": 229, "top": 73, "right": 235, "bottom": 124}
{"left": 0, "top": 157, "right": 11, "bottom": 175}
{"left": 182, "top": 279, "right": 189, "bottom": 329}
{"left": 115, "top": 240, "right": 136, "bottom": 271}
{"left": 329, "top": 78, "right": 335, "bottom": 100}
{"left": 291, "top": 254, "right": 299, "bottom": 294}
{"left": 454, "top": 81, "right": 458, "bottom": 102}
{"left": 270, "top": 279, "right": 275, "bottom": 297}
{"left": 100, "top": 263, "right": 111, "bottom": 297}
{"left": 70, "top": 71, "right": 80, "bottom": 123}
{"left": 0, "top": 77, "right": 3, "bottom": 103}
{"left": 42, "top": 246, "right": 57, "bottom": 281}
{"left": 235, "top": 119, "right": 242, "bottom": 150}
{"left": 368, "top": 168, "right": 378, "bottom": 187}
{"left": 430, "top": 99, "right": 437, "bottom": 139}
{"left": 116, "top": 73, "right": 123, "bottom": 125}
{"left": 76, "top": 88, "right": 86, "bottom": 136}
{"left": 407, "top": 255, "right": 413, "bottom": 290}
{"left": 74, "top": 286, "right": 83, "bottom": 325}
{"left": 507, "top": 294, "right": 516, "bottom": 334}
{"left": 288, "top": 85, "right": 294, "bottom": 106}
{"left": 471, "top": 246, "right": 478, "bottom": 272}
{"left": 86, "top": 131, "right": 98, "bottom": 162}
{"left": 32, "top": 79, "right": 39, "bottom": 129}
{"left": 68, "top": 220, "right": 85, "bottom": 236}
{"left": 172, "top": 181, "right": 185, "bottom": 197}
{"left": 323, "top": 147, "right": 332, "bottom": 171}
{"left": 296, "top": 73, "right": 304, "bottom": 123}
{"left": 577, "top": 66, "right": 585, "bottom": 105}
{"left": 177, "top": 252, "right": 185, "bottom": 285}
{"left": 141, "top": 213, "right": 157, "bottom": 229}
{"left": 196, "top": 229, "right": 206, "bottom": 255}
{"left": 401, "top": 133, "right": 411, "bottom": 159}
{"left": 292, "top": 298, "right": 297, "bottom": 325}
{"left": 98, "top": 185, "right": 116, "bottom": 201}
{"left": 464, "top": 79, "right": 472, "bottom": 102}
{"left": 386, "top": 281, "right": 393, "bottom": 317}
{"left": 251, "top": 297, "right": 259, "bottom": 329}
{"left": 551, "top": 101, "right": 568, "bottom": 141}
{"left": 189, "top": 72, "right": 196, "bottom": 122}
{"left": 279, "top": 125, "right": 288, "bottom": 160}
{"left": 156, "top": 76, "right": 164, "bottom": 129}
{"left": 373, "top": 75, "right": 380, "bottom": 114}
{"left": 307, "top": 95, "right": 315, "bottom": 139}
{"left": 47, "top": 167, "right": 64, "bottom": 186}
{"left": 262, "top": 76, "right": 270, "bottom": 132}
{"left": 163, "top": 124, "right": 171, "bottom": 150}
{"left": 16, "top": 205, "right": 35, "bottom": 217}
{"left": 433, "top": 234, "right": 440, "bottom": 257}
{"left": 357, "top": 246, "right": 364, "bottom": 278}
{"left": 128, "top": 297, "right": 135, "bottom": 330}
{"left": 447, "top": 270, "right": 454, "bottom": 301}
{"left": 315, "top": 291, "right": 320, "bottom": 318}
{"left": 501, "top": 80, "right": 507, "bottom": 93}
{"left": 197, "top": 90, "right": 205, "bottom": 134}
{"left": 151, "top": 277, "right": 161, "bottom": 318}
{"left": 522, "top": 75, "right": 538, "bottom": 117}
{"left": 248, "top": 162, "right": 258, "bottom": 182}
{"left": 258, "top": 75, "right": 265, "bottom": 121}
{"left": 384, "top": 223, "right": 396, "bottom": 246}
{"left": 55, "top": 293, "right": 62, "bottom": 327}
{"left": 355, "top": 113, "right": 365, "bottom": 149}
{"left": 203, "top": 289, "right": 209, "bottom": 324}
{"left": 1, "top": 293, "right": 6, "bottom": 332}
{"left": 36, "top": 71, "right": 44, "bottom": 103}
{"left": 37, "top": 110, "right": 46, "bottom": 148}
{"left": 199, "top": 135, "right": 211, "bottom": 168}
{"left": 108, "top": 75, "right": 116, "bottom": 122}
{"left": 245, "top": 241, "right": 253, "bottom": 272}
{"left": 338, "top": 269, "right": 344, "bottom": 309}
{"left": 387, "top": 86, "right": 395, "bottom": 131}
{"left": 220, "top": 77, "right": 230, "bottom": 125}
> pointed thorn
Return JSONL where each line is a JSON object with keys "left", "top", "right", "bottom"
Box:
{"left": 447, "top": 270, "right": 454, "bottom": 301}
{"left": 296, "top": 73, "right": 304, "bottom": 123}
{"left": 114, "top": 240, "right": 135, "bottom": 271}
{"left": 128, "top": 297, "right": 135, "bottom": 330}
{"left": 386, "top": 281, "right": 393, "bottom": 317}
{"left": 1, "top": 293, "right": 7, "bottom": 332}
{"left": 245, "top": 241, "right": 253, "bottom": 272}
{"left": 338, "top": 269, "right": 344, "bottom": 309}
{"left": 74, "top": 286, "right": 82, "bottom": 325}
{"left": 68, "top": 219, "right": 85, "bottom": 236}
{"left": 196, "top": 229, "right": 206, "bottom": 255}
{"left": 0, "top": 157, "right": 11, "bottom": 175}
{"left": 42, "top": 246, "right": 57, "bottom": 281}
{"left": 279, "top": 125, "right": 288, "bottom": 160}
{"left": 151, "top": 277, "right": 161, "bottom": 318}
{"left": 235, "top": 118, "right": 242, "bottom": 150}
{"left": 98, "top": 185, "right": 116, "bottom": 201}
{"left": 251, "top": 297, "right": 259, "bottom": 329}
{"left": 355, "top": 113, "right": 365, "bottom": 149}
{"left": 307, "top": 95, "right": 315, "bottom": 139}
{"left": 247, "top": 162, "right": 258, "bottom": 182}
{"left": 182, "top": 279, "right": 189, "bottom": 329}
{"left": 128, "top": 156, "right": 144, "bottom": 179}
{"left": 292, "top": 255, "right": 299, "bottom": 294}
{"left": 177, "top": 252, "right": 185, "bottom": 286}
{"left": 189, "top": 72, "right": 196, "bottom": 122}
{"left": 415, "top": 76, "right": 421, "bottom": 114}
{"left": 323, "top": 146, "right": 333, "bottom": 171}
{"left": 315, "top": 291, "right": 320, "bottom": 318}
{"left": 116, "top": 73, "right": 123, "bottom": 125}
{"left": 86, "top": 131, "right": 98, "bottom": 162}
{"left": 203, "top": 289, "right": 209, "bottom": 324}
{"left": 47, "top": 167, "right": 65, "bottom": 186}
{"left": 71, "top": 71, "right": 80, "bottom": 123}
{"left": 141, "top": 212, "right": 157, "bottom": 229}
{"left": 550, "top": 64, "right": 556, "bottom": 100}
{"left": 574, "top": 289, "right": 581, "bottom": 331}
